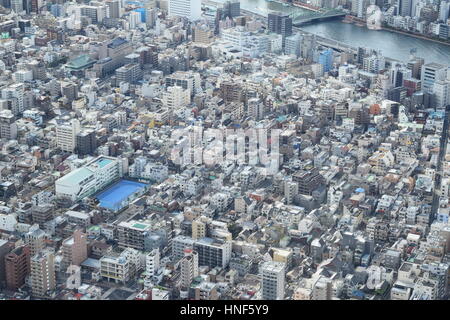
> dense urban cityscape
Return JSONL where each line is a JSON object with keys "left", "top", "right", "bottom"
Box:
{"left": 0, "top": 0, "right": 449, "bottom": 302}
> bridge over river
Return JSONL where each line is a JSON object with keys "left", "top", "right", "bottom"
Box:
{"left": 288, "top": 8, "right": 347, "bottom": 26}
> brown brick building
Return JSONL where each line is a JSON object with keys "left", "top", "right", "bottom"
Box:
{"left": 5, "top": 245, "right": 31, "bottom": 291}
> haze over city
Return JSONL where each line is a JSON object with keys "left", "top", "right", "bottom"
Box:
{"left": 0, "top": 0, "right": 449, "bottom": 302}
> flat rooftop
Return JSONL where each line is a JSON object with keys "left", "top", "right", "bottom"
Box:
{"left": 93, "top": 157, "right": 114, "bottom": 168}
{"left": 57, "top": 167, "right": 93, "bottom": 186}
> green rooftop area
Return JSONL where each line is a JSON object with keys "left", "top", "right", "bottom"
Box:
{"left": 94, "top": 157, "right": 113, "bottom": 168}
{"left": 57, "top": 167, "right": 94, "bottom": 186}
{"left": 133, "top": 223, "right": 148, "bottom": 230}
{"left": 66, "top": 54, "right": 96, "bottom": 71}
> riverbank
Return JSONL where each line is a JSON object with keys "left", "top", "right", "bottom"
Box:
{"left": 240, "top": 0, "right": 450, "bottom": 64}
{"left": 381, "top": 25, "right": 450, "bottom": 47}
{"left": 343, "top": 15, "right": 450, "bottom": 47}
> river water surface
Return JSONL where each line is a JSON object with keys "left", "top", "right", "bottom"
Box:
{"left": 235, "top": 0, "right": 450, "bottom": 64}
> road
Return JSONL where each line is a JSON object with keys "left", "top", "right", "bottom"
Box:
{"left": 431, "top": 109, "right": 450, "bottom": 222}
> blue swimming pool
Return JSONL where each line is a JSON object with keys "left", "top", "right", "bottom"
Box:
{"left": 96, "top": 179, "right": 148, "bottom": 211}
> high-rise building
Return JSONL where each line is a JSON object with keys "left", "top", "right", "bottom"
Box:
{"left": 10, "top": 0, "right": 23, "bottom": 13}
{"left": 261, "top": 261, "right": 286, "bottom": 300}
{"left": 0, "top": 240, "right": 10, "bottom": 288}
{"left": 312, "top": 276, "right": 333, "bottom": 300}
{"left": 390, "top": 63, "right": 412, "bottom": 87}
{"left": 387, "top": 86, "right": 408, "bottom": 102}
{"left": 421, "top": 62, "right": 447, "bottom": 93}
{"left": 76, "top": 130, "right": 97, "bottom": 156}
{"left": 220, "top": 81, "right": 243, "bottom": 102}
{"left": 5, "top": 245, "right": 30, "bottom": 291}
{"left": 133, "top": 8, "right": 147, "bottom": 23}
{"left": 61, "top": 229, "right": 88, "bottom": 270}
{"left": 292, "top": 169, "right": 325, "bottom": 196}
{"left": 31, "top": 205, "right": 54, "bottom": 227}
{"left": 351, "top": 0, "right": 367, "bottom": 18}
{"left": 363, "top": 53, "right": 386, "bottom": 73}
{"left": 193, "top": 237, "right": 232, "bottom": 269}
{"left": 24, "top": 225, "right": 47, "bottom": 256}
{"left": 180, "top": 248, "right": 198, "bottom": 289}
{"left": 162, "top": 85, "right": 191, "bottom": 109}
{"left": 50, "top": 4, "right": 63, "bottom": 17}
{"left": 1, "top": 83, "right": 25, "bottom": 115}
{"left": 146, "top": 248, "right": 160, "bottom": 278}
{"left": 192, "top": 219, "right": 207, "bottom": 240}
{"left": 268, "top": 12, "right": 292, "bottom": 40}
{"left": 192, "top": 25, "right": 215, "bottom": 44}
{"left": 398, "top": 0, "right": 412, "bottom": 16}
{"left": 319, "top": 48, "right": 334, "bottom": 73}
{"left": 0, "top": 110, "right": 17, "bottom": 141}
{"left": 100, "top": 248, "right": 140, "bottom": 284}
{"left": 166, "top": 71, "right": 201, "bottom": 96}
{"left": 106, "top": 0, "right": 121, "bottom": 19}
{"left": 115, "top": 63, "right": 143, "bottom": 83}
{"left": 93, "top": 37, "right": 133, "bottom": 77}
{"left": 284, "top": 180, "right": 299, "bottom": 205}
{"left": 117, "top": 220, "right": 152, "bottom": 251}
{"left": 168, "top": 0, "right": 202, "bottom": 21}
{"left": 407, "top": 56, "right": 424, "bottom": 79}
{"left": 61, "top": 82, "right": 78, "bottom": 102}
{"left": 56, "top": 118, "right": 81, "bottom": 153}
{"left": 80, "top": 3, "right": 108, "bottom": 24}
{"left": 30, "top": 249, "right": 56, "bottom": 298}
{"left": 357, "top": 47, "right": 366, "bottom": 65}
{"left": 221, "top": 0, "right": 240, "bottom": 18}
{"left": 439, "top": 1, "right": 450, "bottom": 22}
{"left": 128, "top": 10, "right": 141, "bottom": 29}
{"left": 248, "top": 98, "right": 265, "bottom": 120}
{"left": 172, "top": 236, "right": 196, "bottom": 262}
{"left": 285, "top": 34, "right": 302, "bottom": 57}
{"left": 432, "top": 80, "right": 450, "bottom": 109}
{"left": 403, "top": 77, "right": 421, "bottom": 96}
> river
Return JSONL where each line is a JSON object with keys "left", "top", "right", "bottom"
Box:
{"left": 233, "top": 0, "right": 450, "bottom": 65}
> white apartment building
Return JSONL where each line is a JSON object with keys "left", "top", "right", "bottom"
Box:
{"left": 168, "top": 0, "right": 201, "bottom": 21}
{"left": 146, "top": 248, "right": 160, "bottom": 278}
{"left": 421, "top": 62, "right": 447, "bottom": 93}
{"left": 100, "top": 254, "right": 131, "bottom": 284}
{"left": 180, "top": 248, "right": 199, "bottom": 289}
{"left": 0, "top": 109, "right": 18, "bottom": 140}
{"left": 284, "top": 180, "right": 298, "bottom": 205}
{"left": 129, "top": 157, "right": 168, "bottom": 182}
{"left": 260, "top": 261, "right": 286, "bottom": 300}
{"left": 433, "top": 80, "right": 450, "bottom": 109}
{"left": 13, "top": 69, "right": 33, "bottom": 83}
{"left": 165, "top": 71, "right": 201, "bottom": 97}
{"left": 221, "top": 27, "right": 249, "bottom": 49}
{"left": 31, "top": 249, "right": 56, "bottom": 298}
{"left": 141, "top": 163, "right": 168, "bottom": 182}
{"left": 0, "top": 213, "right": 17, "bottom": 232}
{"left": 162, "top": 85, "right": 190, "bottom": 109}
{"left": 128, "top": 10, "right": 141, "bottom": 29}
{"left": 100, "top": 248, "right": 141, "bottom": 284}
{"left": 1, "top": 83, "right": 25, "bottom": 115}
{"left": 363, "top": 54, "right": 386, "bottom": 74}
{"left": 56, "top": 119, "right": 81, "bottom": 152}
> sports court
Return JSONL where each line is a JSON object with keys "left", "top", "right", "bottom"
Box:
{"left": 96, "top": 179, "right": 148, "bottom": 211}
